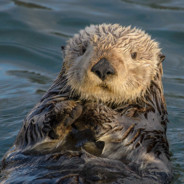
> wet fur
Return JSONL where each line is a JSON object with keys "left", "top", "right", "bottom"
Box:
{"left": 65, "top": 24, "right": 161, "bottom": 104}
{"left": 0, "top": 24, "right": 172, "bottom": 184}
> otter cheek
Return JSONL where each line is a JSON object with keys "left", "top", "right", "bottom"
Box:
{"left": 70, "top": 58, "right": 85, "bottom": 84}
{"left": 130, "top": 65, "right": 147, "bottom": 85}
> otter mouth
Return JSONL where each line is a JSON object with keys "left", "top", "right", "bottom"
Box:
{"left": 99, "top": 83, "right": 111, "bottom": 91}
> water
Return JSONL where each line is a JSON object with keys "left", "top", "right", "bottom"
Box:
{"left": 0, "top": 0, "right": 184, "bottom": 183}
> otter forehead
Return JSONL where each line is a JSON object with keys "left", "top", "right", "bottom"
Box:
{"left": 63, "top": 24, "right": 163, "bottom": 104}
{"left": 64, "top": 24, "right": 160, "bottom": 62}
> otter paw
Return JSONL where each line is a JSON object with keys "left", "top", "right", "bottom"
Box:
{"left": 42, "top": 101, "right": 82, "bottom": 139}
{"left": 63, "top": 104, "right": 83, "bottom": 127}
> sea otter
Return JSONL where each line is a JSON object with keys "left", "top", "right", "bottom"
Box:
{"left": 0, "top": 24, "right": 172, "bottom": 184}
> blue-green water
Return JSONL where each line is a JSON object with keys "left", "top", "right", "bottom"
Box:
{"left": 0, "top": 0, "right": 183, "bottom": 183}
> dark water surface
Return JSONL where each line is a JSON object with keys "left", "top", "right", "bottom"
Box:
{"left": 0, "top": 0, "right": 184, "bottom": 183}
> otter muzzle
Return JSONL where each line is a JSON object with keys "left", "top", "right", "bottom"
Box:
{"left": 91, "top": 58, "right": 115, "bottom": 81}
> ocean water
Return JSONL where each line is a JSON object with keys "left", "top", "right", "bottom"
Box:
{"left": 0, "top": 0, "right": 184, "bottom": 183}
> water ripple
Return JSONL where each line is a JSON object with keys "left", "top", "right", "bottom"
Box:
{"left": 121, "top": 0, "right": 184, "bottom": 11}
{"left": 12, "top": 0, "right": 52, "bottom": 10}
{"left": 6, "top": 70, "right": 52, "bottom": 85}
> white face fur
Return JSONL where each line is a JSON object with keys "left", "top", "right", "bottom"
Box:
{"left": 63, "top": 24, "right": 162, "bottom": 104}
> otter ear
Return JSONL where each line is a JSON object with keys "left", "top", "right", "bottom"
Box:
{"left": 61, "top": 45, "right": 65, "bottom": 58}
{"left": 159, "top": 53, "right": 165, "bottom": 63}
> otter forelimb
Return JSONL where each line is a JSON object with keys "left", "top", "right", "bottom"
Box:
{"left": 15, "top": 98, "right": 82, "bottom": 149}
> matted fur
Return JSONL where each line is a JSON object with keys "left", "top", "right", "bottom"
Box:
{"left": 63, "top": 24, "right": 162, "bottom": 104}
{"left": 0, "top": 24, "right": 172, "bottom": 184}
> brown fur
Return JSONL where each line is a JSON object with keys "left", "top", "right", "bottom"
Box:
{"left": 63, "top": 24, "right": 161, "bottom": 104}
{"left": 0, "top": 24, "right": 172, "bottom": 184}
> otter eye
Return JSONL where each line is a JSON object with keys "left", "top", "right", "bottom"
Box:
{"left": 61, "top": 46, "right": 65, "bottom": 51}
{"left": 81, "top": 47, "right": 86, "bottom": 55}
{"left": 131, "top": 52, "right": 137, "bottom": 59}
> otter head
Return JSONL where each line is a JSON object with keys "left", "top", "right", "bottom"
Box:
{"left": 62, "top": 24, "right": 165, "bottom": 104}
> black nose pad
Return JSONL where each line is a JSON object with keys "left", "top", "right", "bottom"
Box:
{"left": 91, "top": 58, "right": 115, "bottom": 81}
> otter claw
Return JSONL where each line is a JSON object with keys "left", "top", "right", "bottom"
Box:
{"left": 64, "top": 105, "right": 83, "bottom": 126}
{"left": 70, "top": 105, "right": 83, "bottom": 119}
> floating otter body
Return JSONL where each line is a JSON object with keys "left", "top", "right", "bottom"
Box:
{"left": 1, "top": 24, "right": 172, "bottom": 184}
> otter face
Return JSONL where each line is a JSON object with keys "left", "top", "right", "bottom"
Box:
{"left": 63, "top": 24, "right": 163, "bottom": 104}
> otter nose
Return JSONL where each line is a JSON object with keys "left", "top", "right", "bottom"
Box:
{"left": 91, "top": 58, "right": 115, "bottom": 81}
